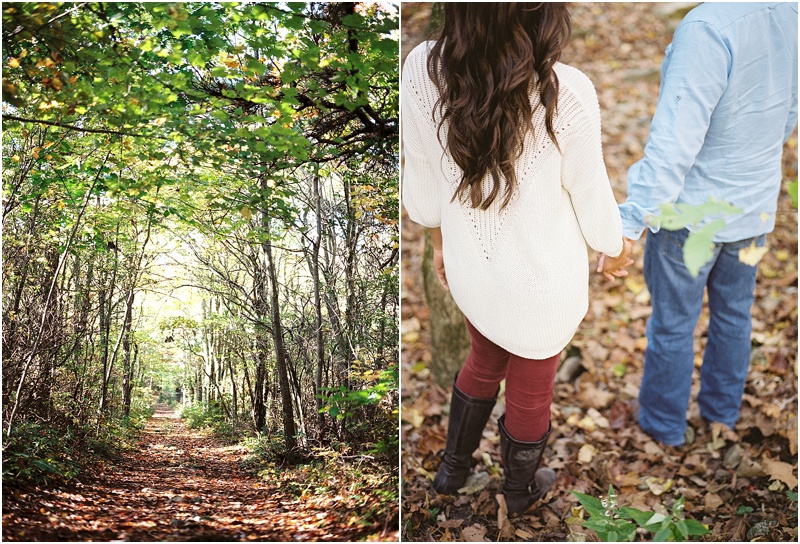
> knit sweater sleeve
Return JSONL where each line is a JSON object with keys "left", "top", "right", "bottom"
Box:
{"left": 401, "top": 44, "right": 442, "bottom": 228}
{"left": 558, "top": 69, "right": 624, "bottom": 258}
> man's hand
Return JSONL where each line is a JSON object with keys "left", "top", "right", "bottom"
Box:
{"left": 597, "top": 237, "right": 635, "bottom": 282}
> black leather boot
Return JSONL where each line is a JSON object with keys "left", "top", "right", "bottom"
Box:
{"left": 499, "top": 415, "right": 556, "bottom": 515}
{"left": 432, "top": 379, "right": 496, "bottom": 494}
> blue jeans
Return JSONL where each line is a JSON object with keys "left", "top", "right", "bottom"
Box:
{"left": 639, "top": 228, "right": 765, "bottom": 446}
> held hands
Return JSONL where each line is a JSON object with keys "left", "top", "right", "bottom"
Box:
{"left": 597, "top": 237, "right": 635, "bottom": 282}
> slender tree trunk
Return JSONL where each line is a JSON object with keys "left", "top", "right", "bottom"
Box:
{"left": 311, "top": 174, "right": 326, "bottom": 435}
{"left": 262, "top": 202, "right": 297, "bottom": 451}
{"left": 121, "top": 289, "right": 135, "bottom": 416}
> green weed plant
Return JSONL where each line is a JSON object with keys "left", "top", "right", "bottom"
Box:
{"left": 572, "top": 486, "right": 709, "bottom": 542}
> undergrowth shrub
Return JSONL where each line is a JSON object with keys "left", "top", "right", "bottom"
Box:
{"left": 318, "top": 363, "right": 399, "bottom": 464}
{"left": 181, "top": 402, "right": 224, "bottom": 429}
{"left": 243, "top": 436, "right": 398, "bottom": 532}
{"left": 3, "top": 392, "right": 155, "bottom": 487}
{"left": 2, "top": 413, "right": 145, "bottom": 486}
{"left": 180, "top": 401, "right": 246, "bottom": 443}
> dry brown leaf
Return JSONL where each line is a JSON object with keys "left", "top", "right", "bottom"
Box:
{"left": 736, "top": 456, "right": 767, "bottom": 479}
{"left": 495, "top": 494, "right": 515, "bottom": 541}
{"left": 461, "top": 523, "right": 489, "bottom": 542}
{"left": 786, "top": 416, "right": 798, "bottom": 455}
{"left": 578, "top": 382, "right": 616, "bottom": 409}
{"left": 704, "top": 493, "right": 724, "bottom": 510}
{"left": 762, "top": 458, "right": 798, "bottom": 489}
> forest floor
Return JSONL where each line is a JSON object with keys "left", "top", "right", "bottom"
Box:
{"left": 401, "top": 3, "right": 798, "bottom": 542}
{"left": 3, "top": 405, "right": 397, "bottom": 542}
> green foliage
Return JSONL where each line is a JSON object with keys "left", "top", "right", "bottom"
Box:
{"left": 180, "top": 402, "right": 224, "bottom": 429}
{"left": 789, "top": 181, "right": 798, "bottom": 208}
{"left": 318, "top": 364, "right": 398, "bottom": 458}
{"left": 243, "top": 433, "right": 294, "bottom": 465}
{"left": 572, "top": 486, "right": 710, "bottom": 542}
{"left": 655, "top": 199, "right": 742, "bottom": 276}
{"left": 2, "top": 415, "right": 145, "bottom": 486}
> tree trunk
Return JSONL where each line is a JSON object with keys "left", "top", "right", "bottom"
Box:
{"left": 311, "top": 174, "right": 326, "bottom": 435}
{"left": 121, "top": 289, "right": 135, "bottom": 416}
{"left": 262, "top": 207, "right": 297, "bottom": 451}
{"left": 422, "top": 232, "right": 470, "bottom": 385}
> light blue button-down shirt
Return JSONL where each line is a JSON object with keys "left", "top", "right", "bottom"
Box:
{"left": 620, "top": 2, "right": 798, "bottom": 242}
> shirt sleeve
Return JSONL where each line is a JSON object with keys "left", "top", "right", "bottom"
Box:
{"left": 619, "top": 21, "right": 731, "bottom": 240}
{"left": 560, "top": 77, "right": 624, "bottom": 258}
{"left": 401, "top": 58, "right": 442, "bottom": 229}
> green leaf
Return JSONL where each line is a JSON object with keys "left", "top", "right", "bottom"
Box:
{"left": 683, "top": 219, "right": 726, "bottom": 277}
{"left": 620, "top": 506, "right": 655, "bottom": 526}
{"left": 32, "top": 459, "right": 59, "bottom": 473}
{"left": 683, "top": 519, "right": 710, "bottom": 536}
{"left": 654, "top": 526, "right": 672, "bottom": 542}
{"left": 675, "top": 519, "right": 689, "bottom": 539}
{"left": 571, "top": 491, "right": 606, "bottom": 518}
{"left": 788, "top": 180, "right": 798, "bottom": 208}
{"left": 645, "top": 512, "right": 668, "bottom": 526}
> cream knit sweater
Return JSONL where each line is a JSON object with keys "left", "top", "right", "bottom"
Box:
{"left": 402, "top": 41, "right": 624, "bottom": 359}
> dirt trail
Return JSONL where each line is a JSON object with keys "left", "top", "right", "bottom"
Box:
{"left": 3, "top": 406, "right": 365, "bottom": 541}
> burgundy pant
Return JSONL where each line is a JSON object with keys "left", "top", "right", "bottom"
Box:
{"left": 456, "top": 319, "right": 559, "bottom": 442}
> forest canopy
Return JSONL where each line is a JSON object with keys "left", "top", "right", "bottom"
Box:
{"left": 2, "top": 0, "right": 399, "bottom": 495}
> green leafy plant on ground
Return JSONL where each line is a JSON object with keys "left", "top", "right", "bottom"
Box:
{"left": 2, "top": 414, "right": 147, "bottom": 486}
{"left": 572, "top": 486, "right": 710, "bottom": 542}
{"left": 318, "top": 363, "right": 399, "bottom": 461}
{"left": 180, "top": 401, "right": 248, "bottom": 443}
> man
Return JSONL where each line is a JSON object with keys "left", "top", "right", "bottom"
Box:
{"left": 616, "top": 3, "right": 797, "bottom": 446}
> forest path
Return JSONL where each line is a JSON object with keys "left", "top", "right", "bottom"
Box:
{"left": 3, "top": 405, "right": 363, "bottom": 541}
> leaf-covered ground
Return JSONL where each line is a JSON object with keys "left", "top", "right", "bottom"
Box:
{"left": 2, "top": 406, "right": 397, "bottom": 541}
{"left": 401, "top": 3, "right": 798, "bottom": 542}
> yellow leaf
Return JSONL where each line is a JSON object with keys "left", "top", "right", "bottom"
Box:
{"left": 239, "top": 206, "right": 252, "bottom": 220}
{"left": 401, "top": 406, "right": 424, "bottom": 428}
{"left": 739, "top": 242, "right": 768, "bottom": 266}
{"left": 12, "top": 154, "right": 20, "bottom": 162}
{"left": 624, "top": 276, "right": 646, "bottom": 295}
{"left": 578, "top": 443, "right": 596, "bottom": 464}
{"left": 8, "top": 58, "right": 19, "bottom": 68}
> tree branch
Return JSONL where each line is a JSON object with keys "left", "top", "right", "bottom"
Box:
{"left": 2, "top": 114, "right": 153, "bottom": 139}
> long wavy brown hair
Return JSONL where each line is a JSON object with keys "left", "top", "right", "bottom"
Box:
{"left": 428, "top": 3, "right": 572, "bottom": 210}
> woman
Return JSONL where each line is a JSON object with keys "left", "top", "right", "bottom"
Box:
{"left": 402, "top": 3, "right": 632, "bottom": 515}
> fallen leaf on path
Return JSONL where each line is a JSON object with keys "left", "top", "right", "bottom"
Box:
{"left": 461, "top": 523, "right": 488, "bottom": 542}
{"left": 496, "top": 494, "right": 515, "bottom": 541}
{"left": 762, "top": 458, "right": 798, "bottom": 489}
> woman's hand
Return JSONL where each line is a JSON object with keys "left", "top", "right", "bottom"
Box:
{"left": 429, "top": 227, "right": 449, "bottom": 291}
{"left": 433, "top": 247, "right": 449, "bottom": 291}
{"left": 597, "top": 237, "right": 635, "bottom": 282}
